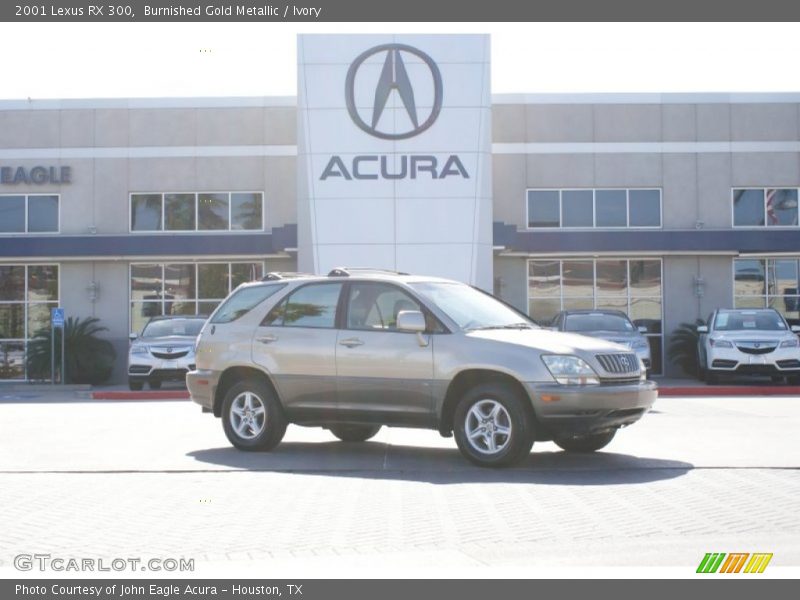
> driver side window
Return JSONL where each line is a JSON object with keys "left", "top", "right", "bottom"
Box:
{"left": 346, "top": 283, "right": 422, "bottom": 331}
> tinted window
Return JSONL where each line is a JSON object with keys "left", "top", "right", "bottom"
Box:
{"left": 131, "top": 194, "right": 162, "bottom": 231}
{"left": 211, "top": 284, "right": 285, "bottom": 324}
{"left": 527, "top": 190, "right": 559, "bottom": 227}
{"left": 346, "top": 283, "right": 422, "bottom": 331}
{"left": 27, "top": 195, "right": 59, "bottom": 232}
{"left": 198, "top": 193, "right": 229, "bottom": 230}
{"left": 266, "top": 283, "right": 342, "bottom": 328}
{"left": 733, "top": 189, "right": 765, "bottom": 226}
{"left": 561, "top": 190, "right": 593, "bottom": 227}
{"left": 595, "top": 190, "right": 627, "bottom": 227}
{"left": 0, "top": 196, "right": 25, "bottom": 232}
{"left": 165, "top": 193, "right": 196, "bottom": 231}
{"left": 231, "top": 193, "right": 263, "bottom": 230}
{"left": 766, "top": 188, "right": 798, "bottom": 226}
{"left": 628, "top": 190, "right": 660, "bottom": 227}
{"left": 564, "top": 313, "right": 634, "bottom": 333}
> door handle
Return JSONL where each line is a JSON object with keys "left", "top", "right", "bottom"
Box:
{"left": 256, "top": 334, "right": 278, "bottom": 344}
{"left": 339, "top": 338, "right": 364, "bottom": 348}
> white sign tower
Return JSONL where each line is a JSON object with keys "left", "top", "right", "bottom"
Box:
{"left": 297, "top": 34, "right": 493, "bottom": 288}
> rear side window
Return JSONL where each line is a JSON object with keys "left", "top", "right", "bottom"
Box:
{"left": 263, "top": 283, "right": 343, "bottom": 329}
{"left": 210, "top": 284, "right": 286, "bottom": 324}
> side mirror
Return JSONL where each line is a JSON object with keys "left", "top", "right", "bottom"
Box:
{"left": 791, "top": 325, "right": 800, "bottom": 333}
{"left": 129, "top": 332, "right": 138, "bottom": 341}
{"left": 697, "top": 325, "right": 708, "bottom": 334}
{"left": 396, "top": 310, "right": 426, "bottom": 333}
{"left": 638, "top": 326, "right": 648, "bottom": 334}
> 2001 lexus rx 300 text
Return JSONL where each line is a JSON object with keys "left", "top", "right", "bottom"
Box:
{"left": 187, "top": 269, "right": 657, "bottom": 467}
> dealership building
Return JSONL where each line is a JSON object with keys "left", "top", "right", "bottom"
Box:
{"left": 2, "top": 33, "right": 799, "bottom": 381}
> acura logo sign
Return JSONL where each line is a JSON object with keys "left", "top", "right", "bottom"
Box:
{"left": 345, "top": 44, "right": 443, "bottom": 140}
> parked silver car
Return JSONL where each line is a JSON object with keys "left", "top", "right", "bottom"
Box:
{"left": 698, "top": 308, "right": 800, "bottom": 384}
{"left": 128, "top": 316, "right": 207, "bottom": 391}
{"left": 550, "top": 309, "right": 652, "bottom": 372}
{"left": 187, "top": 269, "right": 657, "bottom": 467}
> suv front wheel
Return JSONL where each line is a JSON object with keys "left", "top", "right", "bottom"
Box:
{"left": 453, "top": 382, "right": 534, "bottom": 468}
{"left": 222, "top": 379, "right": 287, "bottom": 451}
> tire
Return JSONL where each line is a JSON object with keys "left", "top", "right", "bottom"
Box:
{"left": 128, "top": 380, "right": 144, "bottom": 391}
{"left": 554, "top": 430, "right": 616, "bottom": 453}
{"left": 221, "top": 378, "right": 287, "bottom": 451}
{"left": 453, "top": 382, "right": 534, "bottom": 468}
{"left": 149, "top": 380, "right": 162, "bottom": 390}
{"left": 329, "top": 424, "right": 382, "bottom": 442}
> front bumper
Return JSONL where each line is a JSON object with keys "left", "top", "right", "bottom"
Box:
{"left": 707, "top": 346, "right": 800, "bottom": 373}
{"left": 186, "top": 369, "right": 219, "bottom": 411}
{"left": 525, "top": 380, "right": 658, "bottom": 437}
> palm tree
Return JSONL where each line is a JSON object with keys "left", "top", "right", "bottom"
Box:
{"left": 26, "top": 316, "right": 117, "bottom": 384}
{"left": 667, "top": 319, "right": 705, "bottom": 378}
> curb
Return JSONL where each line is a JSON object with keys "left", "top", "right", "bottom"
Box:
{"left": 658, "top": 385, "right": 800, "bottom": 397}
{"left": 89, "top": 391, "right": 190, "bottom": 400}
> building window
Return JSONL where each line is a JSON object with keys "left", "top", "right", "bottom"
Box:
{"left": 526, "top": 188, "right": 661, "bottom": 229}
{"left": 734, "top": 258, "right": 800, "bottom": 325}
{"left": 0, "top": 195, "right": 59, "bottom": 233}
{"left": 130, "top": 192, "right": 264, "bottom": 232}
{"left": 733, "top": 188, "right": 799, "bottom": 227}
{"left": 528, "top": 258, "right": 663, "bottom": 374}
{"left": 129, "top": 261, "right": 264, "bottom": 333}
{"left": 0, "top": 264, "right": 59, "bottom": 380}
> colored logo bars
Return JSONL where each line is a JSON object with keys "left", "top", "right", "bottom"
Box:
{"left": 696, "top": 552, "right": 773, "bottom": 573}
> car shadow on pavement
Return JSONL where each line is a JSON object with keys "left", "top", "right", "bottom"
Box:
{"left": 187, "top": 443, "right": 693, "bottom": 486}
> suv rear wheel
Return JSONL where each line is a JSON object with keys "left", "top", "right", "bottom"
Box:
{"left": 554, "top": 430, "right": 616, "bottom": 453}
{"left": 222, "top": 379, "right": 287, "bottom": 451}
{"left": 453, "top": 382, "right": 534, "bottom": 468}
{"left": 329, "top": 424, "right": 381, "bottom": 442}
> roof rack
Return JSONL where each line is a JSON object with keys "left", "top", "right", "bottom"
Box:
{"left": 327, "top": 267, "right": 410, "bottom": 278}
{"left": 261, "top": 272, "right": 314, "bottom": 281}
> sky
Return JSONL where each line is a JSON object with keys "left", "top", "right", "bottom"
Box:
{"left": 0, "top": 22, "right": 798, "bottom": 99}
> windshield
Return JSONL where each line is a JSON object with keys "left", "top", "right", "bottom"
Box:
{"left": 564, "top": 313, "right": 634, "bottom": 333}
{"left": 141, "top": 318, "right": 206, "bottom": 338}
{"left": 714, "top": 310, "right": 787, "bottom": 332}
{"left": 410, "top": 282, "right": 535, "bottom": 331}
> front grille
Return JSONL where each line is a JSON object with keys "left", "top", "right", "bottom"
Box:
{"left": 735, "top": 342, "right": 777, "bottom": 355}
{"left": 151, "top": 350, "right": 190, "bottom": 359}
{"left": 600, "top": 376, "right": 641, "bottom": 385}
{"left": 595, "top": 353, "right": 639, "bottom": 374}
{"left": 777, "top": 359, "right": 800, "bottom": 369}
{"left": 128, "top": 365, "right": 151, "bottom": 374}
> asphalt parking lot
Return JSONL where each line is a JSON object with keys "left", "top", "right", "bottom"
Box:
{"left": 0, "top": 390, "right": 798, "bottom": 577}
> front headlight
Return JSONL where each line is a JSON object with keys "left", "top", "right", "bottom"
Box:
{"left": 709, "top": 338, "right": 733, "bottom": 348}
{"left": 639, "top": 358, "right": 647, "bottom": 381}
{"left": 780, "top": 338, "right": 799, "bottom": 348}
{"left": 130, "top": 344, "right": 148, "bottom": 355}
{"left": 541, "top": 355, "right": 600, "bottom": 385}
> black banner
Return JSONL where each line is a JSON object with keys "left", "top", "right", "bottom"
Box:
{"left": 3, "top": 0, "right": 800, "bottom": 22}
{"left": 2, "top": 579, "right": 796, "bottom": 600}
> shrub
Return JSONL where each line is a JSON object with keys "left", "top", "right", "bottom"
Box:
{"left": 667, "top": 319, "right": 705, "bottom": 378}
{"left": 26, "top": 316, "right": 116, "bottom": 384}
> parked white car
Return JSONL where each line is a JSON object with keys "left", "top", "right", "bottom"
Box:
{"left": 697, "top": 308, "right": 800, "bottom": 384}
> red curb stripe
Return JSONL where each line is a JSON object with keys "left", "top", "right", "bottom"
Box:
{"left": 91, "top": 391, "right": 190, "bottom": 400}
{"left": 658, "top": 385, "right": 800, "bottom": 396}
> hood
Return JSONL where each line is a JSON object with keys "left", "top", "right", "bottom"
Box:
{"left": 710, "top": 330, "right": 794, "bottom": 343}
{"left": 569, "top": 330, "right": 644, "bottom": 345}
{"left": 136, "top": 335, "right": 197, "bottom": 347}
{"left": 466, "top": 328, "right": 629, "bottom": 354}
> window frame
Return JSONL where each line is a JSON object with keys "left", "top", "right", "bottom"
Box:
{"left": 525, "top": 188, "right": 662, "bottom": 230}
{"left": 129, "top": 191, "right": 265, "bottom": 233}
{"left": 731, "top": 187, "right": 800, "bottom": 229}
{"left": 0, "top": 263, "right": 60, "bottom": 381}
{"left": 128, "top": 261, "right": 266, "bottom": 333}
{"left": 0, "top": 194, "right": 61, "bottom": 234}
